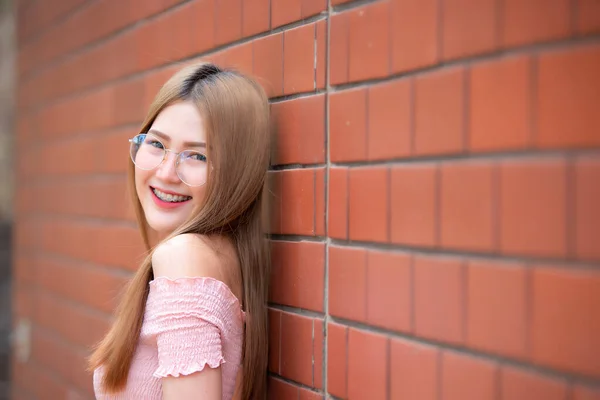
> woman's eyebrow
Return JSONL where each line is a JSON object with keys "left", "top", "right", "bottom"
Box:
{"left": 148, "top": 129, "right": 206, "bottom": 148}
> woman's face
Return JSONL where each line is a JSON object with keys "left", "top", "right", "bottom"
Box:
{"left": 134, "top": 101, "right": 208, "bottom": 237}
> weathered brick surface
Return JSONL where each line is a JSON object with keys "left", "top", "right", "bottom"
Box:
{"left": 10, "top": 0, "right": 600, "bottom": 398}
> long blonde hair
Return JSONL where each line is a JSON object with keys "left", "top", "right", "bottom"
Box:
{"left": 89, "top": 63, "right": 271, "bottom": 399}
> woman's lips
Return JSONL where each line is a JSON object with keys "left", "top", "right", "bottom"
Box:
{"left": 150, "top": 186, "right": 191, "bottom": 209}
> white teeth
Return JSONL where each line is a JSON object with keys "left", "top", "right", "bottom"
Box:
{"left": 152, "top": 188, "right": 191, "bottom": 203}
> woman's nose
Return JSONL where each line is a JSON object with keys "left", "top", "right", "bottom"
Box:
{"left": 155, "top": 150, "right": 180, "bottom": 182}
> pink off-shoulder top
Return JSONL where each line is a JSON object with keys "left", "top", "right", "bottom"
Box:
{"left": 93, "top": 277, "right": 245, "bottom": 399}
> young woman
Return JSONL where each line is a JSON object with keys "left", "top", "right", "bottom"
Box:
{"left": 89, "top": 63, "right": 271, "bottom": 400}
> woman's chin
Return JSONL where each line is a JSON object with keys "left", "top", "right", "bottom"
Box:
{"left": 145, "top": 211, "right": 189, "bottom": 237}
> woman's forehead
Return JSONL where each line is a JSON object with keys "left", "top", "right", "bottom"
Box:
{"left": 151, "top": 101, "right": 206, "bottom": 144}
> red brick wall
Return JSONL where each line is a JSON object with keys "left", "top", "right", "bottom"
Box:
{"left": 11, "top": 0, "right": 600, "bottom": 399}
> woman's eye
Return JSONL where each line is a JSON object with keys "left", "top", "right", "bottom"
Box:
{"left": 188, "top": 153, "right": 206, "bottom": 162}
{"left": 146, "top": 140, "right": 164, "bottom": 149}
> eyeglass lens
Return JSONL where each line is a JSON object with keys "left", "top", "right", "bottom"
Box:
{"left": 129, "top": 133, "right": 208, "bottom": 186}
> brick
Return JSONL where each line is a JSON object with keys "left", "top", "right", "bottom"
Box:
{"left": 14, "top": 186, "right": 36, "bottom": 216}
{"left": 39, "top": 178, "right": 133, "bottom": 221}
{"left": 272, "top": 0, "right": 302, "bottom": 28}
{"left": 268, "top": 308, "right": 281, "bottom": 373}
{"left": 299, "top": 388, "right": 322, "bottom": 400}
{"left": 130, "top": 0, "right": 189, "bottom": 21}
{"left": 414, "top": 67, "right": 466, "bottom": 155}
{"left": 13, "top": 284, "right": 34, "bottom": 319}
{"left": 243, "top": 0, "right": 270, "bottom": 36}
{"left": 330, "top": 88, "right": 368, "bottom": 162}
{"left": 136, "top": 2, "right": 214, "bottom": 70}
{"left": 348, "top": 2, "right": 390, "bottom": 82}
{"left": 11, "top": 364, "right": 35, "bottom": 399}
{"left": 215, "top": 0, "right": 242, "bottom": 45}
{"left": 31, "top": 330, "right": 94, "bottom": 393}
{"left": 367, "top": 251, "right": 411, "bottom": 332}
{"left": 348, "top": 329, "right": 388, "bottom": 400}
{"left": 577, "top": 0, "right": 600, "bottom": 34}
{"left": 19, "top": 0, "right": 86, "bottom": 45}
{"left": 143, "top": 65, "right": 180, "bottom": 111}
{"left": 135, "top": 22, "right": 170, "bottom": 72}
{"left": 11, "top": 386, "right": 30, "bottom": 400}
{"left": 15, "top": 116, "right": 31, "bottom": 148}
{"left": 39, "top": 87, "right": 116, "bottom": 139}
{"left": 283, "top": 23, "right": 316, "bottom": 94}
{"left": 145, "top": 1, "right": 208, "bottom": 62}
{"left": 442, "top": 0, "right": 498, "bottom": 60}
{"left": 537, "top": 44, "right": 600, "bottom": 148}
{"left": 271, "top": 95, "right": 325, "bottom": 165}
{"left": 270, "top": 241, "right": 325, "bottom": 312}
{"left": 328, "top": 246, "right": 367, "bottom": 322}
{"left": 499, "top": 158, "right": 567, "bottom": 257}
{"left": 391, "top": 0, "right": 439, "bottom": 73}
{"left": 268, "top": 377, "right": 298, "bottom": 399}
{"left": 501, "top": 0, "right": 572, "bottom": 47}
{"left": 313, "top": 319, "right": 324, "bottom": 388}
{"left": 390, "top": 164, "right": 438, "bottom": 246}
{"left": 39, "top": 137, "right": 96, "bottom": 177}
{"left": 575, "top": 156, "right": 600, "bottom": 261}
{"left": 315, "top": 20, "right": 326, "bottom": 89}
{"left": 441, "top": 352, "right": 498, "bottom": 400}
{"left": 40, "top": 220, "right": 144, "bottom": 271}
{"left": 467, "top": 260, "right": 528, "bottom": 359}
{"left": 328, "top": 167, "right": 349, "bottom": 239}
{"left": 500, "top": 367, "right": 568, "bottom": 400}
{"left": 113, "top": 78, "right": 145, "bottom": 125}
{"left": 469, "top": 56, "right": 532, "bottom": 151}
{"left": 414, "top": 256, "right": 465, "bottom": 344}
{"left": 36, "top": 259, "right": 127, "bottom": 314}
{"left": 531, "top": 267, "right": 600, "bottom": 377}
{"left": 13, "top": 256, "right": 35, "bottom": 285}
{"left": 348, "top": 167, "right": 389, "bottom": 242}
{"left": 390, "top": 339, "right": 439, "bottom": 400}
{"left": 302, "top": 0, "right": 326, "bottom": 18}
{"left": 107, "top": 29, "right": 139, "bottom": 76}
{"left": 35, "top": 293, "right": 110, "bottom": 348}
{"left": 280, "top": 168, "right": 317, "bottom": 235}
{"left": 266, "top": 171, "right": 282, "bottom": 234}
{"left": 195, "top": 0, "right": 219, "bottom": 53}
{"left": 213, "top": 43, "right": 254, "bottom": 77}
{"left": 440, "top": 162, "right": 495, "bottom": 250}
{"left": 33, "top": 365, "right": 71, "bottom": 400}
{"left": 14, "top": 219, "right": 38, "bottom": 251}
{"left": 280, "top": 312, "right": 314, "bottom": 386}
{"left": 327, "top": 323, "right": 348, "bottom": 398}
{"left": 96, "top": 127, "right": 134, "bottom": 174}
{"left": 315, "top": 168, "right": 325, "bottom": 236}
{"left": 253, "top": 33, "right": 284, "bottom": 98}
{"left": 573, "top": 385, "right": 600, "bottom": 400}
{"left": 330, "top": 13, "right": 349, "bottom": 85}
{"left": 367, "top": 79, "right": 412, "bottom": 160}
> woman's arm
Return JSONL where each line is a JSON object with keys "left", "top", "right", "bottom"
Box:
{"left": 152, "top": 233, "right": 230, "bottom": 400}
{"left": 161, "top": 368, "right": 222, "bottom": 399}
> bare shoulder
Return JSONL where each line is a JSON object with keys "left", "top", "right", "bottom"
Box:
{"left": 152, "top": 233, "right": 233, "bottom": 280}
{"left": 152, "top": 233, "right": 240, "bottom": 296}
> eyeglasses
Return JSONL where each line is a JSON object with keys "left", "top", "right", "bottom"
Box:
{"left": 129, "top": 133, "right": 208, "bottom": 187}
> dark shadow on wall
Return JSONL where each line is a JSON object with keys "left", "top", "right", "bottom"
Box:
{"left": 0, "top": 222, "right": 9, "bottom": 399}
{"left": 0, "top": 0, "right": 12, "bottom": 396}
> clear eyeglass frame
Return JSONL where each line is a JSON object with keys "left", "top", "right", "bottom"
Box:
{"left": 128, "top": 133, "right": 209, "bottom": 187}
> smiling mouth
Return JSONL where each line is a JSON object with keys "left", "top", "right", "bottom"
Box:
{"left": 151, "top": 187, "right": 192, "bottom": 203}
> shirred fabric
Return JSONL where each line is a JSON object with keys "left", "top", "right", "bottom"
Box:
{"left": 93, "top": 276, "right": 245, "bottom": 400}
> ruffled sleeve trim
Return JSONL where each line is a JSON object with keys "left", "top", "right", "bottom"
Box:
{"left": 153, "top": 358, "right": 226, "bottom": 379}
